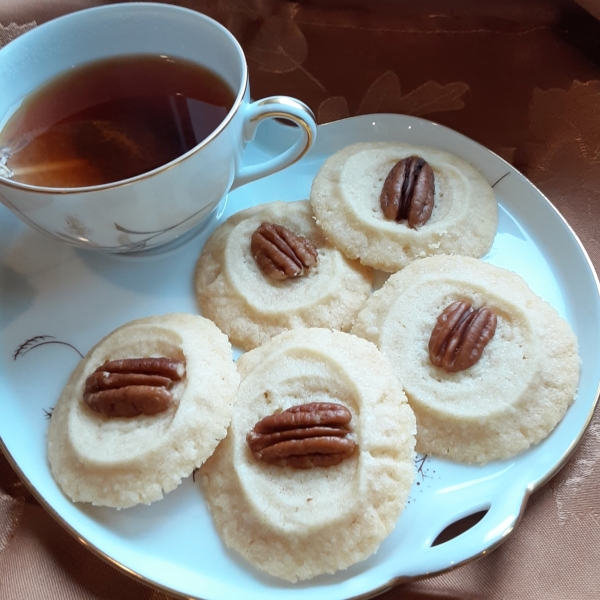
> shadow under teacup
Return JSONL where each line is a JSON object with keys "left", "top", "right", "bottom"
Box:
{"left": 0, "top": 2, "right": 317, "bottom": 253}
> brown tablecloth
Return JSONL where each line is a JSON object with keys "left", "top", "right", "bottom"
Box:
{"left": 1, "top": 1, "right": 600, "bottom": 598}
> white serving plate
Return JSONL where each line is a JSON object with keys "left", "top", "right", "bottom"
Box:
{"left": 0, "top": 114, "right": 599, "bottom": 600}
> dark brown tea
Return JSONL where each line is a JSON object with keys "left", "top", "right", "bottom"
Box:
{"left": 0, "top": 54, "right": 236, "bottom": 188}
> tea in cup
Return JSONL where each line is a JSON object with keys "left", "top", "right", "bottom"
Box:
{"left": 0, "top": 3, "right": 317, "bottom": 252}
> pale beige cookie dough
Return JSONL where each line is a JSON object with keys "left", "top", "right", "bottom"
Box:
{"left": 47, "top": 313, "right": 239, "bottom": 509}
{"left": 310, "top": 142, "right": 498, "bottom": 272}
{"left": 200, "top": 328, "right": 416, "bottom": 582}
{"left": 352, "top": 256, "right": 580, "bottom": 464}
{"left": 195, "top": 200, "right": 373, "bottom": 351}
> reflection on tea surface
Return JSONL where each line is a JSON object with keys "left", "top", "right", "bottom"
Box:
{"left": 0, "top": 54, "right": 236, "bottom": 188}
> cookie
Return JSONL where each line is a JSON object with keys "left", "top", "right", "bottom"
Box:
{"left": 200, "top": 328, "right": 416, "bottom": 582}
{"left": 310, "top": 142, "right": 498, "bottom": 272}
{"left": 47, "top": 313, "right": 239, "bottom": 508}
{"left": 195, "top": 200, "right": 373, "bottom": 350}
{"left": 352, "top": 256, "right": 580, "bottom": 464}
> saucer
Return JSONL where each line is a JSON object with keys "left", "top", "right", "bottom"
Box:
{"left": 1, "top": 114, "right": 599, "bottom": 600}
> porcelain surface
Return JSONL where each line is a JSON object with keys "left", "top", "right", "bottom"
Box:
{"left": 0, "top": 114, "right": 598, "bottom": 600}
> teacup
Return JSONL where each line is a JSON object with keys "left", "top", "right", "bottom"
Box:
{"left": 0, "top": 3, "right": 317, "bottom": 252}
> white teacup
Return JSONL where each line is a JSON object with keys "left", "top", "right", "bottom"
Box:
{"left": 0, "top": 3, "right": 317, "bottom": 252}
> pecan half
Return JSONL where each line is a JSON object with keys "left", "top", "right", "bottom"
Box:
{"left": 380, "top": 156, "right": 435, "bottom": 228}
{"left": 247, "top": 402, "right": 356, "bottom": 468}
{"left": 251, "top": 222, "right": 318, "bottom": 280}
{"left": 83, "top": 357, "right": 185, "bottom": 417}
{"left": 429, "top": 301, "right": 497, "bottom": 372}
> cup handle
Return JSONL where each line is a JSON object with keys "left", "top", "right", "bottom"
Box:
{"left": 232, "top": 96, "right": 317, "bottom": 189}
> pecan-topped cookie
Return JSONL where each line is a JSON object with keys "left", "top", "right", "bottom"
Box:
{"left": 352, "top": 256, "right": 580, "bottom": 464}
{"left": 200, "top": 328, "right": 416, "bottom": 582}
{"left": 195, "top": 200, "right": 373, "bottom": 350}
{"left": 47, "top": 313, "right": 239, "bottom": 508}
{"left": 310, "top": 143, "right": 498, "bottom": 272}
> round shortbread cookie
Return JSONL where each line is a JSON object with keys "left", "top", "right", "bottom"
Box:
{"left": 310, "top": 142, "right": 498, "bottom": 272}
{"left": 200, "top": 328, "right": 416, "bottom": 582}
{"left": 47, "top": 313, "right": 239, "bottom": 508}
{"left": 352, "top": 256, "right": 580, "bottom": 464}
{"left": 195, "top": 200, "right": 373, "bottom": 351}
